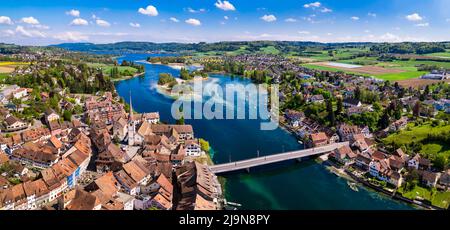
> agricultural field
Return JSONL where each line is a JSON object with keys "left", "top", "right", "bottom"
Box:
{"left": 422, "top": 49, "right": 450, "bottom": 58}
{"left": 301, "top": 61, "right": 417, "bottom": 80}
{"left": 298, "top": 47, "right": 371, "bottom": 61}
{"left": 0, "top": 61, "right": 28, "bottom": 73}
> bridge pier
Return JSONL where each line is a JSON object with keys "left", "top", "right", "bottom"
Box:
{"left": 296, "top": 158, "right": 302, "bottom": 163}
{"left": 245, "top": 168, "right": 250, "bottom": 173}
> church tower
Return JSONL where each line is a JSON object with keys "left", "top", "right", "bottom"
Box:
{"left": 128, "top": 91, "right": 135, "bottom": 146}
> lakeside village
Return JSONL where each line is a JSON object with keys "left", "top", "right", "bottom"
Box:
{"left": 0, "top": 49, "right": 449, "bottom": 210}
{"left": 151, "top": 54, "right": 450, "bottom": 210}
{"left": 0, "top": 54, "right": 222, "bottom": 210}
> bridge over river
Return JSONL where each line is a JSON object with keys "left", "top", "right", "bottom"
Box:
{"left": 209, "top": 142, "right": 349, "bottom": 174}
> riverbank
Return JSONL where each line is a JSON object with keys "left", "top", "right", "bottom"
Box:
{"left": 114, "top": 53, "right": 415, "bottom": 210}
{"left": 278, "top": 117, "right": 432, "bottom": 209}
{"left": 111, "top": 72, "right": 145, "bottom": 82}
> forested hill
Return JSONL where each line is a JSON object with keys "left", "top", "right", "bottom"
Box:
{"left": 50, "top": 41, "right": 450, "bottom": 55}
{"left": 50, "top": 41, "right": 355, "bottom": 53}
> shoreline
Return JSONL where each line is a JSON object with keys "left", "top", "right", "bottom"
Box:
{"left": 111, "top": 72, "right": 145, "bottom": 82}
{"left": 278, "top": 120, "right": 439, "bottom": 210}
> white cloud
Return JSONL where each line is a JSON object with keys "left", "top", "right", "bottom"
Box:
{"left": 54, "top": 31, "right": 88, "bottom": 41}
{"left": 379, "top": 33, "right": 401, "bottom": 42}
{"left": 224, "top": 16, "right": 229, "bottom": 20}
{"left": 129, "top": 22, "right": 141, "bottom": 28}
{"left": 187, "top": 8, "right": 206, "bottom": 13}
{"left": 327, "top": 33, "right": 333, "bottom": 36}
{"left": 368, "top": 12, "right": 377, "bottom": 17}
{"left": 304, "top": 2, "right": 321, "bottom": 8}
{"left": 0, "top": 16, "right": 13, "bottom": 25}
{"left": 321, "top": 8, "right": 332, "bottom": 13}
{"left": 406, "top": 13, "right": 423, "bottom": 21}
{"left": 351, "top": 16, "right": 360, "bottom": 21}
{"left": 138, "top": 5, "right": 158, "bottom": 16}
{"left": 15, "top": 25, "right": 45, "bottom": 38}
{"left": 260, "top": 14, "right": 277, "bottom": 22}
{"left": 298, "top": 31, "right": 310, "bottom": 34}
{"left": 96, "top": 19, "right": 110, "bottom": 27}
{"left": 1, "top": 29, "right": 15, "bottom": 37}
{"left": 285, "top": 18, "right": 297, "bottom": 22}
{"left": 447, "top": 18, "right": 450, "bottom": 22}
{"left": 170, "top": 17, "right": 179, "bottom": 23}
{"left": 415, "top": 22, "right": 429, "bottom": 27}
{"left": 215, "top": 1, "right": 236, "bottom": 11}
{"left": 70, "top": 18, "right": 88, "bottom": 26}
{"left": 66, "top": 9, "right": 80, "bottom": 17}
{"left": 185, "top": 18, "right": 201, "bottom": 26}
{"left": 31, "top": 24, "right": 50, "bottom": 30}
{"left": 21, "top": 17, "right": 39, "bottom": 25}
{"left": 364, "top": 29, "right": 371, "bottom": 33}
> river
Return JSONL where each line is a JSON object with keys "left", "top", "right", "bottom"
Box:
{"left": 114, "top": 53, "right": 414, "bottom": 210}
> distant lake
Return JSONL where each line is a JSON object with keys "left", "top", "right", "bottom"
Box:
{"left": 114, "top": 53, "right": 414, "bottom": 210}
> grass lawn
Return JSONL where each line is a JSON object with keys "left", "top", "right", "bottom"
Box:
{"left": 0, "top": 73, "right": 10, "bottom": 81}
{"left": 87, "top": 63, "right": 138, "bottom": 75}
{"left": 421, "top": 142, "right": 450, "bottom": 163}
{"left": 432, "top": 191, "right": 450, "bottom": 209}
{"left": 384, "top": 122, "right": 450, "bottom": 168}
{"left": 383, "top": 122, "right": 450, "bottom": 146}
{"left": 399, "top": 186, "right": 432, "bottom": 200}
{"left": 399, "top": 186, "right": 450, "bottom": 209}
{"left": 375, "top": 71, "right": 427, "bottom": 81}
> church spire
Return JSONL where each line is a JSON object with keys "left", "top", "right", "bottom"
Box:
{"left": 129, "top": 90, "right": 133, "bottom": 121}
{"left": 128, "top": 90, "right": 135, "bottom": 146}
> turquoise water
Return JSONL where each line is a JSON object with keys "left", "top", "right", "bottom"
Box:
{"left": 114, "top": 54, "right": 414, "bottom": 210}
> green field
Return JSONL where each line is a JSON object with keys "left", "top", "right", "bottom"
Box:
{"left": 398, "top": 186, "right": 450, "bottom": 209}
{"left": 0, "top": 73, "right": 9, "bottom": 81}
{"left": 300, "top": 64, "right": 371, "bottom": 76}
{"left": 384, "top": 122, "right": 450, "bottom": 146}
{"left": 383, "top": 122, "right": 450, "bottom": 166}
{"left": 426, "top": 50, "right": 450, "bottom": 58}
{"left": 375, "top": 71, "right": 427, "bottom": 81}
{"left": 299, "top": 47, "right": 370, "bottom": 61}
{"left": 388, "top": 60, "right": 450, "bottom": 69}
{"left": 87, "top": 63, "right": 138, "bottom": 75}
{"left": 259, "top": 46, "right": 281, "bottom": 55}
{"left": 301, "top": 63, "right": 424, "bottom": 81}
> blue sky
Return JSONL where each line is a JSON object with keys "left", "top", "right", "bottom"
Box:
{"left": 0, "top": 0, "right": 449, "bottom": 45}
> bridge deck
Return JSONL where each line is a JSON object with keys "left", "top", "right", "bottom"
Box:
{"left": 209, "top": 142, "right": 349, "bottom": 174}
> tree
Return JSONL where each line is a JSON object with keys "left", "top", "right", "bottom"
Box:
{"left": 336, "top": 97, "right": 343, "bottom": 115}
{"left": 433, "top": 155, "right": 448, "bottom": 171}
{"left": 326, "top": 99, "right": 335, "bottom": 126}
{"left": 354, "top": 87, "right": 361, "bottom": 100}
{"left": 176, "top": 116, "right": 185, "bottom": 125}
{"left": 199, "top": 138, "right": 211, "bottom": 152}
{"left": 63, "top": 110, "right": 72, "bottom": 121}
{"left": 378, "top": 111, "right": 390, "bottom": 129}
{"left": 413, "top": 101, "right": 421, "bottom": 117}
